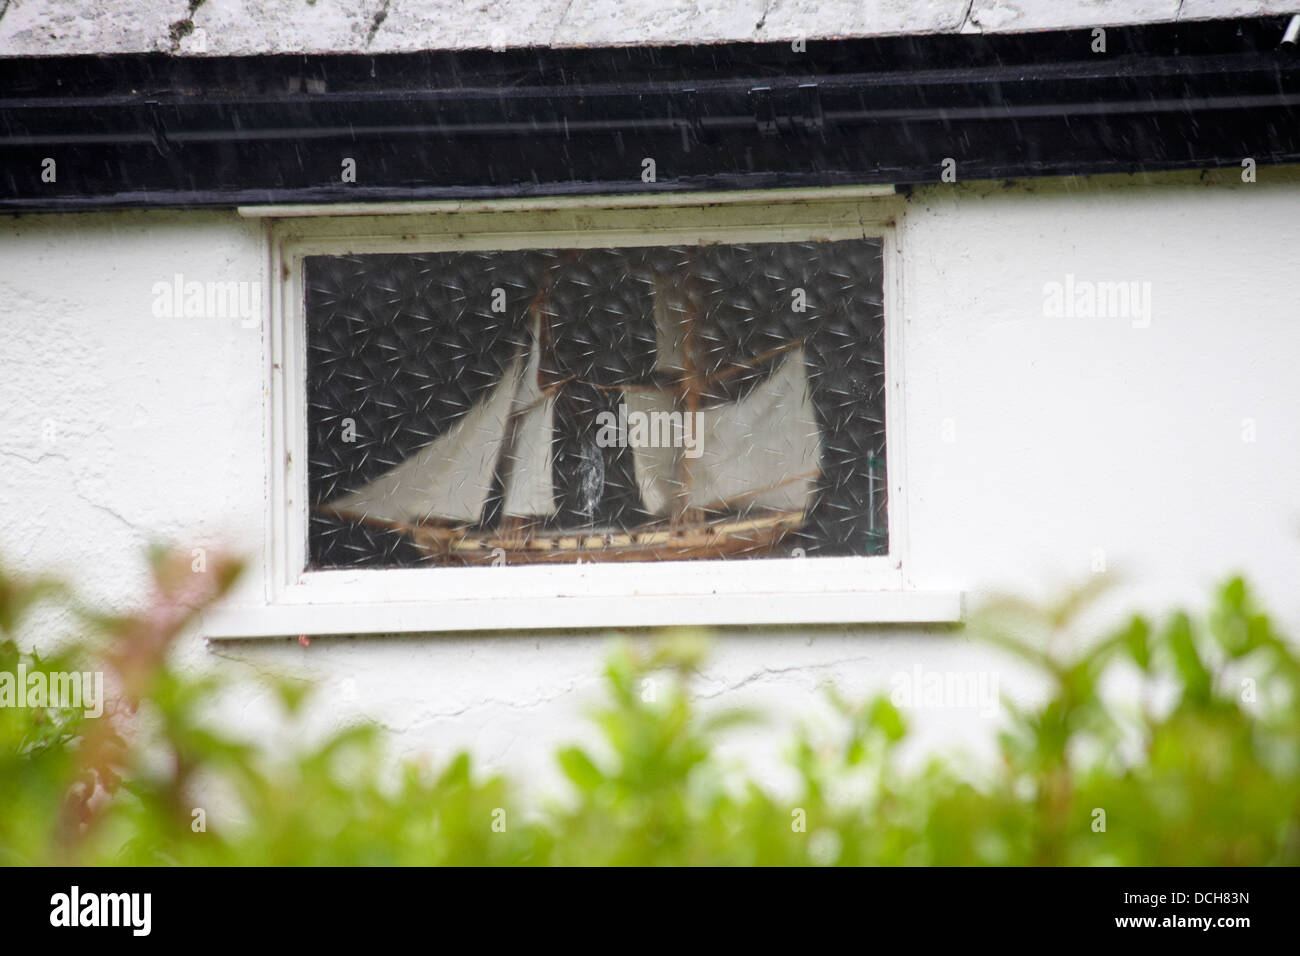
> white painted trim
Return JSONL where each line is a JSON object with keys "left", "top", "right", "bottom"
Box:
{"left": 228, "top": 188, "right": 955, "bottom": 638}
{"left": 882, "top": 223, "right": 912, "bottom": 586}
{"left": 204, "top": 590, "right": 963, "bottom": 638}
{"left": 236, "top": 185, "right": 898, "bottom": 219}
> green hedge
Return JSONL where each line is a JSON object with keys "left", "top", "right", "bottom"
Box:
{"left": 2, "top": 551, "right": 1298, "bottom": 866}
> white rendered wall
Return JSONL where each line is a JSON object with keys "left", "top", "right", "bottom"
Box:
{"left": 1, "top": 1, "right": 1292, "bottom": 56}
{"left": 2, "top": 172, "right": 1297, "bottom": 793}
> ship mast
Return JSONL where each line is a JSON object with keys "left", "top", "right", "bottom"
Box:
{"left": 649, "top": 264, "right": 702, "bottom": 526}
{"left": 631, "top": 255, "right": 821, "bottom": 527}
{"left": 497, "top": 279, "right": 559, "bottom": 539}
{"left": 674, "top": 255, "right": 705, "bottom": 526}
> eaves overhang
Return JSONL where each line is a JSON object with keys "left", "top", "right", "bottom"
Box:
{"left": 1, "top": 15, "right": 1298, "bottom": 212}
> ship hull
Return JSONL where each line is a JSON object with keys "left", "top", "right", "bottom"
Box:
{"left": 408, "top": 511, "right": 804, "bottom": 565}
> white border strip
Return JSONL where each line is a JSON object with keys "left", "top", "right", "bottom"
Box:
{"left": 205, "top": 590, "right": 963, "bottom": 638}
{"left": 237, "top": 185, "right": 898, "bottom": 218}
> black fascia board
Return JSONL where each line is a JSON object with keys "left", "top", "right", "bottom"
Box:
{"left": 0, "top": 15, "right": 1297, "bottom": 212}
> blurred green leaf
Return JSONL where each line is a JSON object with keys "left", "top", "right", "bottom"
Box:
{"left": 557, "top": 747, "right": 604, "bottom": 795}
{"left": 1165, "top": 612, "right": 1213, "bottom": 706}
{"left": 3, "top": 550, "right": 1300, "bottom": 866}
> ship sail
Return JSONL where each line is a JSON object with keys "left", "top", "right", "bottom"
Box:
{"left": 329, "top": 353, "right": 525, "bottom": 525}
{"left": 330, "top": 317, "right": 558, "bottom": 527}
{"left": 628, "top": 347, "right": 821, "bottom": 516}
{"left": 500, "top": 315, "right": 558, "bottom": 518}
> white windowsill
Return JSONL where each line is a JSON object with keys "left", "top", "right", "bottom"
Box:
{"left": 202, "top": 589, "right": 963, "bottom": 638}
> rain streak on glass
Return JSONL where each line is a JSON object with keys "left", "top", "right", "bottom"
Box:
{"left": 304, "top": 240, "right": 887, "bottom": 568}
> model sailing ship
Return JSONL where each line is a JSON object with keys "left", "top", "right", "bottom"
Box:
{"left": 323, "top": 273, "right": 823, "bottom": 564}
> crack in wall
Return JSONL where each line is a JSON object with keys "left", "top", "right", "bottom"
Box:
{"left": 366, "top": 0, "right": 391, "bottom": 47}
{"left": 697, "top": 653, "right": 884, "bottom": 698}
{"left": 168, "top": 0, "right": 207, "bottom": 52}
{"left": 552, "top": 0, "right": 579, "bottom": 46}
{"left": 960, "top": 0, "right": 977, "bottom": 33}
{"left": 0, "top": 448, "right": 70, "bottom": 466}
{"left": 70, "top": 491, "right": 139, "bottom": 534}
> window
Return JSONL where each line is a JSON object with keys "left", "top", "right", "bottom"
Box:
{"left": 304, "top": 239, "right": 886, "bottom": 569}
{"left": 208, "top": 189, "right": 963, "bottom": 636}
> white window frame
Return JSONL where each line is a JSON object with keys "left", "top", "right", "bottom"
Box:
{"left": 206, "top": 187, "right": 962, "bottom": 637}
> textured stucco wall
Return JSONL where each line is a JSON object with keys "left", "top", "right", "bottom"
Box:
{"left": 2, "top": 172, "right": 1298, "bottom": 793}
{"left": 0, "top": 0, "right": 1294, "bottom": 56}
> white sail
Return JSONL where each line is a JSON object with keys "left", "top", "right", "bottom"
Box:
{"left": 330, "top": 354, "right": 524, "bottom": 525}
{"left": 622, "top": 392, "right": 685, "bottom": 516}
{"left": 501, "top": 316, "right": 558, "bottom": 517}
{"left": 630, "top": 348, "right": 821, "bottom": 516}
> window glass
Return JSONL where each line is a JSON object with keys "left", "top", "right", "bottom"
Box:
{"left": 304, "top": 239, "right": 886, "bottom": 568}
